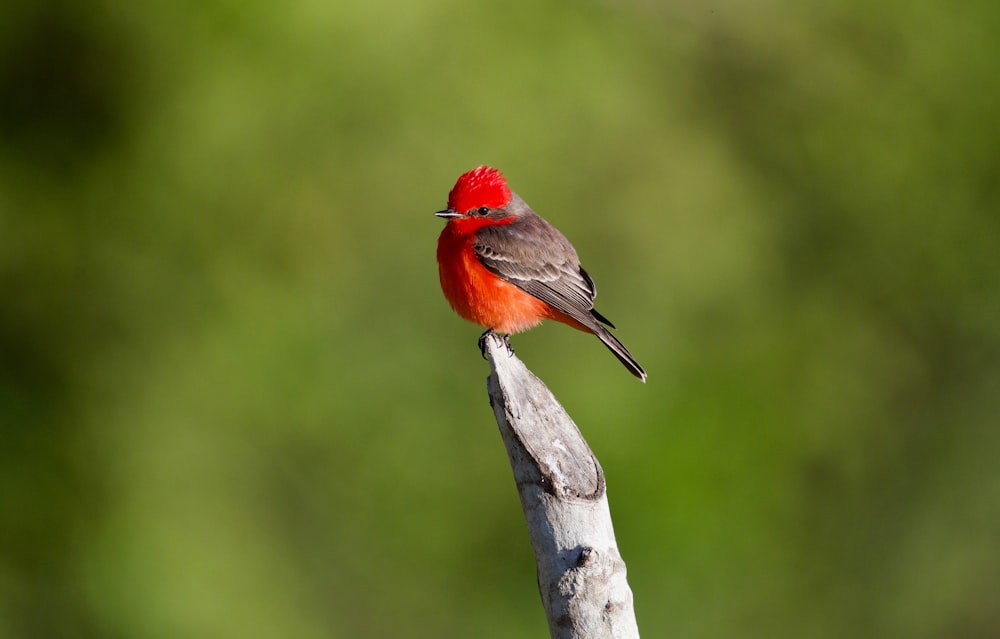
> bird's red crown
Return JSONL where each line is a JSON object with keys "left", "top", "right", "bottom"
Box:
{"left": 447, "top": 166, "right": 512, "bottom": 213}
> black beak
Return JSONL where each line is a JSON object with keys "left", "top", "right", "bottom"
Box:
{"left": 435, "top": 209, "right": 461, "bottom": 218}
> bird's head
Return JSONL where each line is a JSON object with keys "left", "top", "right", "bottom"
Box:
{"left": 436, "top": 166, "right": 515, "bottom": 223}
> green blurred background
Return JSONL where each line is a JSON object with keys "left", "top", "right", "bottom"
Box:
{"left": 2, "top": 0, "right": 999, "bottom": 637}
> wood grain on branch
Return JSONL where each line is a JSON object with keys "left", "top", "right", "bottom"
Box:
{"left": 483, "top": 332, "right": 640, "bottom": 639}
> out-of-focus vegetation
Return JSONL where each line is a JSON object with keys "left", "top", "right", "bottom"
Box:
{"left": 2, "top": 0, "right": 998, "bottom": 637}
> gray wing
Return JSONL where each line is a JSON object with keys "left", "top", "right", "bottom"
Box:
{"left": 473, "top": 215, "right": 613, "bottom": 329}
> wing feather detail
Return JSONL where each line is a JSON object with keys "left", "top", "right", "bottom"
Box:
{"left": 473, "top": 214, "right": 610, "bottom": 329}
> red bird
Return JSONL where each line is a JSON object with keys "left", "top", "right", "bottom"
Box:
{"left": 435, "top": 166, "right": 646, "bottom": 382}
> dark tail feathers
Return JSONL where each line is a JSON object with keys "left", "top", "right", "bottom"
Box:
{"left": 594, "top": 325, "right": 646, "bottom": 382}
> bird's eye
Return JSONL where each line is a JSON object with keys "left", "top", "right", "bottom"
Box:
{"left": 477, "top": 207, "right": 490, "bottom": 216}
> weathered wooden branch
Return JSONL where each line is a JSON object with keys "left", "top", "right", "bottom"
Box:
{"left": 483, "top": 332, "right": 640, "bottom": 639}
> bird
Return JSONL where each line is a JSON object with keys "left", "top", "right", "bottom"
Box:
{"left": 435, "top": 166, "right": 646, "bottom": 382}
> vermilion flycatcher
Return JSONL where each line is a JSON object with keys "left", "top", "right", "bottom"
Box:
{"left": 435, "top": 166, "right": 646, "bottom": 381}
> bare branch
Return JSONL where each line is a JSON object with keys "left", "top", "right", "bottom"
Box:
{"left": 483, "top": 333, "right": 640, "bottom": 639}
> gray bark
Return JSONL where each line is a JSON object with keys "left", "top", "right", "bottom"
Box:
{"left": 483, "top": 332, "right": 640, "bottom": 639}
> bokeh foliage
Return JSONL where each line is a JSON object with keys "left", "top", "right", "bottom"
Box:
{"left": 2, "top": 0, "right": 998, "bottom": 637}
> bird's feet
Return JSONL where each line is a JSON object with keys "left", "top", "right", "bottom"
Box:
{"left": 478, "top": 329, "right": 515, "bottom": 359}
{"left": 501, "top": 333, "right": 514, "bottom": 356}
{"left": 477, "top": 329, "right": 493, "bottom": 359}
